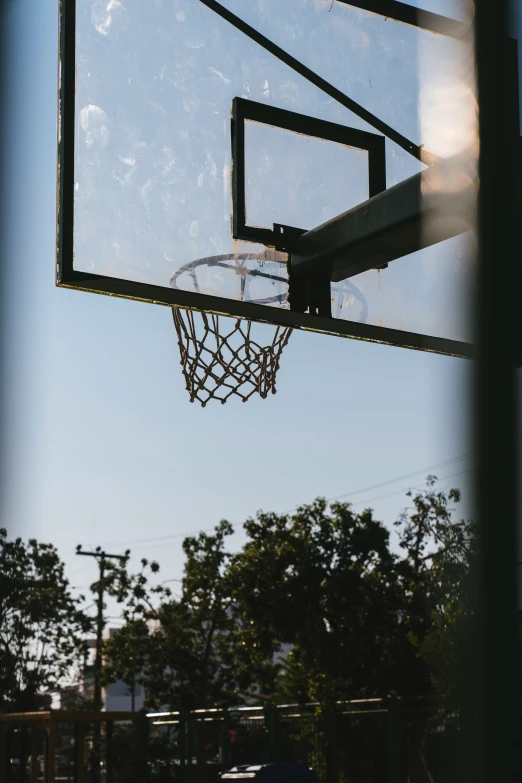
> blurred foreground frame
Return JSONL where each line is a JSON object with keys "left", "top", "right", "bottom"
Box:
{"left": 469, "top": 0, "right": 521, "bottom": 781}
{"left": 54, "top": 5, "right": 522, "bottom": 779}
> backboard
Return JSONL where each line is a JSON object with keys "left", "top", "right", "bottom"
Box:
{"left": 57, "top": 0, "right": 480, "bottom": 359}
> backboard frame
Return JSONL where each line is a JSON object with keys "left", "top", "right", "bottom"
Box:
{"left": 56, "top": 0, "right": 476, "bottom": 361}
{"left": 231, "top": 98, "right": 387, "bottom": 248}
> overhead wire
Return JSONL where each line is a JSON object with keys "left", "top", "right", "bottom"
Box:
{"left": 347, "top": 467, "right": 472, "bottom": 510}
{"left": 82, "top": 451, "right": 475, "bottom": 552}
{"left": 70, "top": 464, "right": 475, "bottom": 592}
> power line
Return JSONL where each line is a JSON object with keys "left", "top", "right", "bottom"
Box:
{"left": 71, "top": 465, "right": 476, "bottom": 595}
{"left": 67, "top": 563, "right": 97, "bottom": 580}
{"left": 88, "top": 450, "right": 474, "bottom": 549}
{"left": 114, "top": 437, "right": 516, "bottom": 551}
{"left": 318, "top": 454, "right": 472, "bottom": 504}
{"left": 70, "top": 464, "right": 476, "bottom": 592}
{"left": 85, "top": 467, "right": 475, "bottom": 560}
{"left": 133, "top": 466, "right": 474, "bottom": 555}
{"left": 348, "top": 468, "right": 473, "bottom": 510}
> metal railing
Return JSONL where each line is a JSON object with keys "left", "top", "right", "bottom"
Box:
{"left": 0, "top": 700, "right": 460, "bottom": 783}
{"left": 145, "top": 699, "right": 460, "bottom": 783}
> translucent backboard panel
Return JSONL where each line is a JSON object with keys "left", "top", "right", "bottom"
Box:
{"left": 406, "top": 0, "right": 472, "bottom": 22}
{"left": 59, "top": 0, "right": 477, "bottom": 357}
{"left": 244, "top": 124, "right": 370, "bottom": 231}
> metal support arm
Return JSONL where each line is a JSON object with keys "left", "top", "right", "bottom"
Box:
{"left": 290, "top": 154, "right": 478, "bottom": 282}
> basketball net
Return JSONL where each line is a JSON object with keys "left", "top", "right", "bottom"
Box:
{"left": 172, "top": 308, "right": 292, "bottom": 406}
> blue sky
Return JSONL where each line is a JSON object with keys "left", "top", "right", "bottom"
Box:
{"left": 2, "top": 0, "right": 474, "bottom": 615}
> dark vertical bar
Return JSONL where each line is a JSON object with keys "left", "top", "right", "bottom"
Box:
{"left": 57, "top": 0, "right": 76, "bottom": 283}
{"left": 322, "top": 712, "right": 336, "bottom": 783}
{"left": 75, "top": 723, "right": 85, "bottom": 783}
{"left": 262, "top": 709, "right": 270, "bottom": 763}
{"left": 136, "top": 711, "right": 149, "bottom": 782}
{"left": 19, "top": 727, "right": 28, "bottom": 783}
{"left": 0, "top": 0, "right": 9, "bottom": 539}
{"left": 105, "top": 721, "right": 113, "bottom": 783}
{"left": 31, "top": 728, "right": 39, "bottom": 783}
{"left": 471, "top": 0, "right": 520, "bottom": 782}
{"left": 386, "top": 699, "right": 401, "bottom": 783}
{"left": 506, "top": 39, "right": 520, "bottom": 140}
{"left": 271, "top": 709, "right": 279, "bottom": 763}
{"left": 41, "top": 727, "right": 49, "bottom": 783}
{"left": 47, "top": 721, "right": 56, "bottom": 783}
{"left": 179, "top": 711, "right": 187, "bottom": 781}
{"left": 221, "top": 712, "right": 231, "bottom": 771}
{"left": 231, "top": 99, "right": 245, "bottom": 240}
{"left": 368, "top": 136, "right": 388, "bottom": 272}
{"left": 368, "top": 136, "right": 386, "bottom": 197}
{"left": 0, "top": 725, "right": 7, "bottom": 783}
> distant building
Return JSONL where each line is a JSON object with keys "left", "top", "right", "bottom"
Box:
{"left": 72, "top": 628, "right": 145, "bottom": 712}
{"left": 71, "top": 622, "right": 291, "bottom": 712}
{"left": 105, "top": 678, "right": 145, "bottom": 711}
{"left": 103, "top": 627, "right": 146, "bottom": 711}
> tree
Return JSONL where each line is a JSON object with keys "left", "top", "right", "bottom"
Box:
{"left": 228, "top": 482, "right": 475, "bottom": 783}
{"left": 228, "top": 481, "right": 475, "bottom": 712}
{"left": 386, "top": 478, "right": 475, "bottom": 783}
{"left": 227, "top": 498, "right": 401, "bottom": 706}
{"left": 98, "top": 554, "right": 170, "bottom": 710}
{"left": 0, "top": 528, "right": 92, "bottom": 712}
{"left": 103, "top": 521, "right": 242, "bottom": 712}
{"left": 99, "top": 483, "right": 473, "bottom": 782}
{"left": 143, "top": 520, "right": 241, "bottom": 711}
{"left": 395, "top": 477, "right": 476, "bottom": 713}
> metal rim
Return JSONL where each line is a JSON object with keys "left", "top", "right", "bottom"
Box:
{"left": 169, "top": 252, "right": 289, "bottom": 305}
{"left": 170, "top": 253, "right": 368, "bottom": 322}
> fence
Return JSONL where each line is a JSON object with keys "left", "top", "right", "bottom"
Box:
{"left": 0, "top": 710, "right": 144, "bottom": 783}
{"left": 0, "top": 699, "right": 460, "bottom": 783}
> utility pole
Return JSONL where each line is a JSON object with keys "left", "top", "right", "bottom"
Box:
{"left": 76, "top": 546, "right": 127, "bottom": 711}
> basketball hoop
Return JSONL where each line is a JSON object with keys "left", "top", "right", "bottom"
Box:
{"left": 170, "top": 252, "right": 293, "bottom": 406}
{"left": 169, "top": 250, "right": 369, "bottom": 405}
